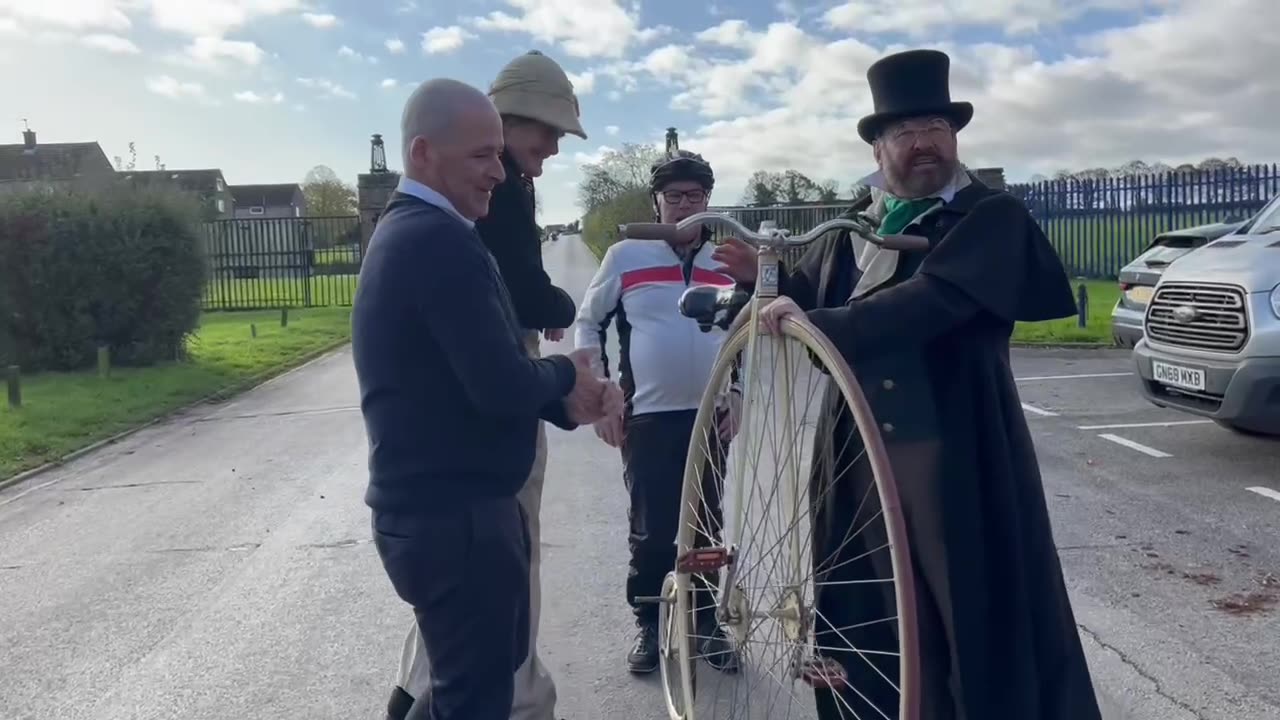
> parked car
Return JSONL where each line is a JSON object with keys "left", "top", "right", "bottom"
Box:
{"left": 1111, "top": 220, "right": 1246, "bottom": 348}
{"left": 1132, "top": 193, "right": 1280, "bottom": 436}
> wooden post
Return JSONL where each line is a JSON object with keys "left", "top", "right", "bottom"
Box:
{"left": 97, "top": 345, "right": 111, "bottom": 378}
{"left": 250, "top": 323, "right": 257, "bottom": 338}
{"left": 6, "top": 365, "right": 19, "bottom": 409}
{"left": 280, "top": 308, "right": 289, "bottom": 328}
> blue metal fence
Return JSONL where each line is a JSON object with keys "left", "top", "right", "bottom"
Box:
{"left": 710, "top": 164, "right": 1280, "bottom": 278}
{"left": 1008, "top": 164, "right": 1280, "bottom": 278}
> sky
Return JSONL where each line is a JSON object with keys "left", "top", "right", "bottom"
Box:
{"left": 2, "top": 0, "right": 1279, "bottom": 225}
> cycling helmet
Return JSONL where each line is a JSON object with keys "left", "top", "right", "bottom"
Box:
{"left": 649, "top": 150, "right": 715, "bottom": 193}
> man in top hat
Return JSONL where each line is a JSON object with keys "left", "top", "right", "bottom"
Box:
{"left": 382, "top": 51, "right": 591, "bottom": 720}
{"left": 712, "top": 48, "right": 1102, "bottom": 719}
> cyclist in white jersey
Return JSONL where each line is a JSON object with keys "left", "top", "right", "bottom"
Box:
{"left": 574, "top": 147, "right": 742, "bottom": 675}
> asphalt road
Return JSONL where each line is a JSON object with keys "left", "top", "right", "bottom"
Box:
{"left": 0, "top": 234, "right": 1275, "bottom": 720}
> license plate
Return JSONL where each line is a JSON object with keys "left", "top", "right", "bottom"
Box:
{"left": 1152, "top": 361, "right": 1205, "bottom": 391}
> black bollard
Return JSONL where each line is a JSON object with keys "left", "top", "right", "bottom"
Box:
{"left": 251, "top": 323, "right": 257, "bottom": 338}
{"left": 280, "top": 308, "right": 289, "bottom": 328}
{"left": 1076, "top": 283, "right": 1089, "bottom": 328}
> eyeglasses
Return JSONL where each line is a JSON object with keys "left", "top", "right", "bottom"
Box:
{"left": 883, "top": 118, "right": 953, "bottom": 146}
{"left": 660, "top": 189, "right": 707, "bottom": 204}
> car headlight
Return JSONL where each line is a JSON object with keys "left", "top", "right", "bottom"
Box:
{"left": 1124, "top": 285, "right": 1155, "bottom": 306}
{"left": 1271, "top": 283, "right": 1280, "bottom": 319}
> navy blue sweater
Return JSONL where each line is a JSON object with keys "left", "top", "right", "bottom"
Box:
{"left": 352, "top": 193, "right": 578, "bottom": 510}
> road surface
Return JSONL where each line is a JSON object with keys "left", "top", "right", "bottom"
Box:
{"left": 1, "top": 234, "right": 1276, "bottom": 719}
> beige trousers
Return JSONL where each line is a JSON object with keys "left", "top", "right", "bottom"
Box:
{"left": 396, "top": 331, "right": 557, "bottom": 720}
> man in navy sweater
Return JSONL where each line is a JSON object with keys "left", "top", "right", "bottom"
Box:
{"left": 352, "top": 78, "right": 616, "bottom": 720}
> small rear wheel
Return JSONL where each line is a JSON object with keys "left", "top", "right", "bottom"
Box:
{"left": 660, "top": 310, "right": 920, "bottom": 720}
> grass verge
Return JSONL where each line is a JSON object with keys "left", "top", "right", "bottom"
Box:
{"left": 1013, "top": 280, "right": 1119, "bottom": 345}
{"left": 0, "top": 307, "right": 352, "bottom": 481}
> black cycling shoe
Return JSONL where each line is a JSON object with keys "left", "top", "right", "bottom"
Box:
{"left": 627, "top": 622, "right": 660, "bottom": 674}
{"left": 697, "top": 614, "right": 740, "bottom": 674}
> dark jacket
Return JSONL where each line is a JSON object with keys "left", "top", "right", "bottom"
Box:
{"left": 352, "top": 192, "right": 578, "bottom": 511}
{"left": 475, "top": 154, "right": 577, "bottom": 331}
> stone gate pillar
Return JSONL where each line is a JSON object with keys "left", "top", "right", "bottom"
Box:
{"left": 357, "top": 133, "right": 399, "bottom": 254}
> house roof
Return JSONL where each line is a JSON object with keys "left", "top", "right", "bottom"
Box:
{"left": 229, "top": 183, "right": 303, "bottom": 207}
{"left": 122, "top": 168, "right": 226, "bottom": 191}
{"left": 0, "top": 141, "right": 112, "bottom": 183}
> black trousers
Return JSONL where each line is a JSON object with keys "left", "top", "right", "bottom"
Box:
{"left": 372, "top": 497, "right": 531, "bottom": 720}
{"left": 812, "top": 431, "right": 957, "bottom": 720}
{"left": 622, "top": 409, "right": 728, "bottom": 625}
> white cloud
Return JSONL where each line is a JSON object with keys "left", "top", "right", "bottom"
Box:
{"left": 606, "top": 125, "right": 619, "bottom": 135}
{"left": 421, "top": 25, "right": 473, "bottom": 54}
{"left": 823, "top": 0, "right": 1146, "bottom": 37}
{"left": 301, "top": 12, "right": 337, "bottom": 28}
{"left": 146, "top": 74, "right": 206, "bottom": 99}
{"left": 0, "top": 0, "right": 130, "bottom": 31}
{"left": 0, "top": 17, "right": 17, "bottom": 33}
{"left": 149, "top": 0, "right": 303, "bottom": 37}
{"left": 381, "top": 78, "right": 398, "bottom": 89}
{"left": 471, "top": 0, "right": 657, "bottom": 58}
{"left": 184, "top": 35, "right": 265, "bottom": 66}
{"left": 385, "top": 37, "right": 405, "bottom": 54}
{"left": 80, "top": 33, "right": 140, "bottom": 54}
{"left": 573, "top": 145, "right": 613, "bottom": 166}
{"left": 234, "top": 89, "right": 285, "bottom": 103}
{"left": 607, "top": 2, "right": 1280, "bottom": 207}
{"left": 338, "top": 44, "right": 378, "bottom": 63}
{"left": 567, "top": 70, "right": 595, "bottom": 94}
{"left": 296, "top": 76, "right": 355, "bottom": 99}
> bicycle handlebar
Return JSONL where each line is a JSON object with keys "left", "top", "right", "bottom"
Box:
{"left": 619, "top": 211, "right": 930, "bottom": 252}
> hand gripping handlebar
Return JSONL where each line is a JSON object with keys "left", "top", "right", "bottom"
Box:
{"left": 618, "top": 211, "right": 930, "bottom": 252}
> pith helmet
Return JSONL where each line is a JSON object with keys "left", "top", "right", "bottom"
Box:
{"left": 489, "top": 50, "right": 587, "bottom": 139}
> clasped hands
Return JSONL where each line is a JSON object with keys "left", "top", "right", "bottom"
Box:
{"left": 563, "top": 348, "right": 624, "bottom": 426}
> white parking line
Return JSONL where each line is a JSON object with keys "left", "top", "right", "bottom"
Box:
{"left": 1098, "top": 433, "right": 1172, "bottom": 458}
{"left": 1016, "top": 372, "right": 1133, "bottom": 382}
{"left": 1021, "top": 402, "right": 1058, "bottom": 417}
{"left": 1247, "top": 487, "right": 1280, "bottom": 503}
{"left": 1078, "top": 420, "right": 1213, "bottom": 430}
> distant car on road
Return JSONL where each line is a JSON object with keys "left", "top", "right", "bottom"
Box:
{"left": 1132, "top": 193, "right": 1280, "bottom": 436}
{"left": 1111, "top": 220, "right": 1247, "bottom": 348}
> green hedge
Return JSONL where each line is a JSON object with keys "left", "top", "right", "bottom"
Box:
{"left": 0, "top": 185, "right": 207, "bottom": 372}
{"left": 582, "top": 187, "right": 654, "bottom": 259}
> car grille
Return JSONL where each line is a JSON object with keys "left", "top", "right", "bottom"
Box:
{"left": 1145, "top": 282, "right": 1249, "bottom": 352}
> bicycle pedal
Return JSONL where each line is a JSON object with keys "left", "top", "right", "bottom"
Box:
{"left": 677, "top": 547, "right": 733, "bottom": 573}
{"left": 800, "top": 656, "right": 848, "bottom": 689}
{"left": 633, "top": 595, "right": 668, "bottom": 605}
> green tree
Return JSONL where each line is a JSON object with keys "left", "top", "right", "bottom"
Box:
{"left": 302, "top": 165, "right": 358, "bottom": 217}
{"left": 577, "top": 143, "right": 663, "bottom": 213}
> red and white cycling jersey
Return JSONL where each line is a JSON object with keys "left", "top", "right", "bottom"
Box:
{"left": 573, "top": 236, "right": 736, "bottom": 416}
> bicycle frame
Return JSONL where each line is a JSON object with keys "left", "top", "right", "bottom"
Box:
{"left": 621, "top": 212, "right": 928, "bottom": 647}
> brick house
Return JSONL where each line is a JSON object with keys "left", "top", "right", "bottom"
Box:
{"left": 121, "top": 168, "right": 235, "bottom": 220}
{"left": 0, "top": 128, "right": 116, "bottom": 194}
{"left": 229, "top": 183, "right": 307, "bottom": 219}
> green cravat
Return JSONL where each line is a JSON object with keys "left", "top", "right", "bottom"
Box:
{"left": 877, "top": 196, "right": 940, "bottom": 236}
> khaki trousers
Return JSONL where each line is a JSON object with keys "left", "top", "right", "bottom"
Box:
{"left": 396, "top": 331, "right": 557, "bottom": 720}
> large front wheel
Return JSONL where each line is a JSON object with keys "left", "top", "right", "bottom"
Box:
{"left": 659, "top": 311, "right": 920, "bottom": 720}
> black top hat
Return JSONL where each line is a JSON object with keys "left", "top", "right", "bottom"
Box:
{"left": 856, "top": 49, "right": 973, "bottom": 144}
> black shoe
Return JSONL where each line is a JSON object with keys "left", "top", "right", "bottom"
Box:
{"left": 627, "top": 622, "right": 660, "bottom": 674}
{"left": 385, "top": 685, "right": 415, "bottom": 720}
{"left": 697, "top": 614, "right": 740, "bottom": 674}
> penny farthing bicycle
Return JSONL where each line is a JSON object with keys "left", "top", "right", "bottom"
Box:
{"left": 619, "top": 212, "right": 924, "bottom": 720}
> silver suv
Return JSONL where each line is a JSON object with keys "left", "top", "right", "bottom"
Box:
{"left": 1132, "top": 193, "right": 1280, "bottom": 436}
